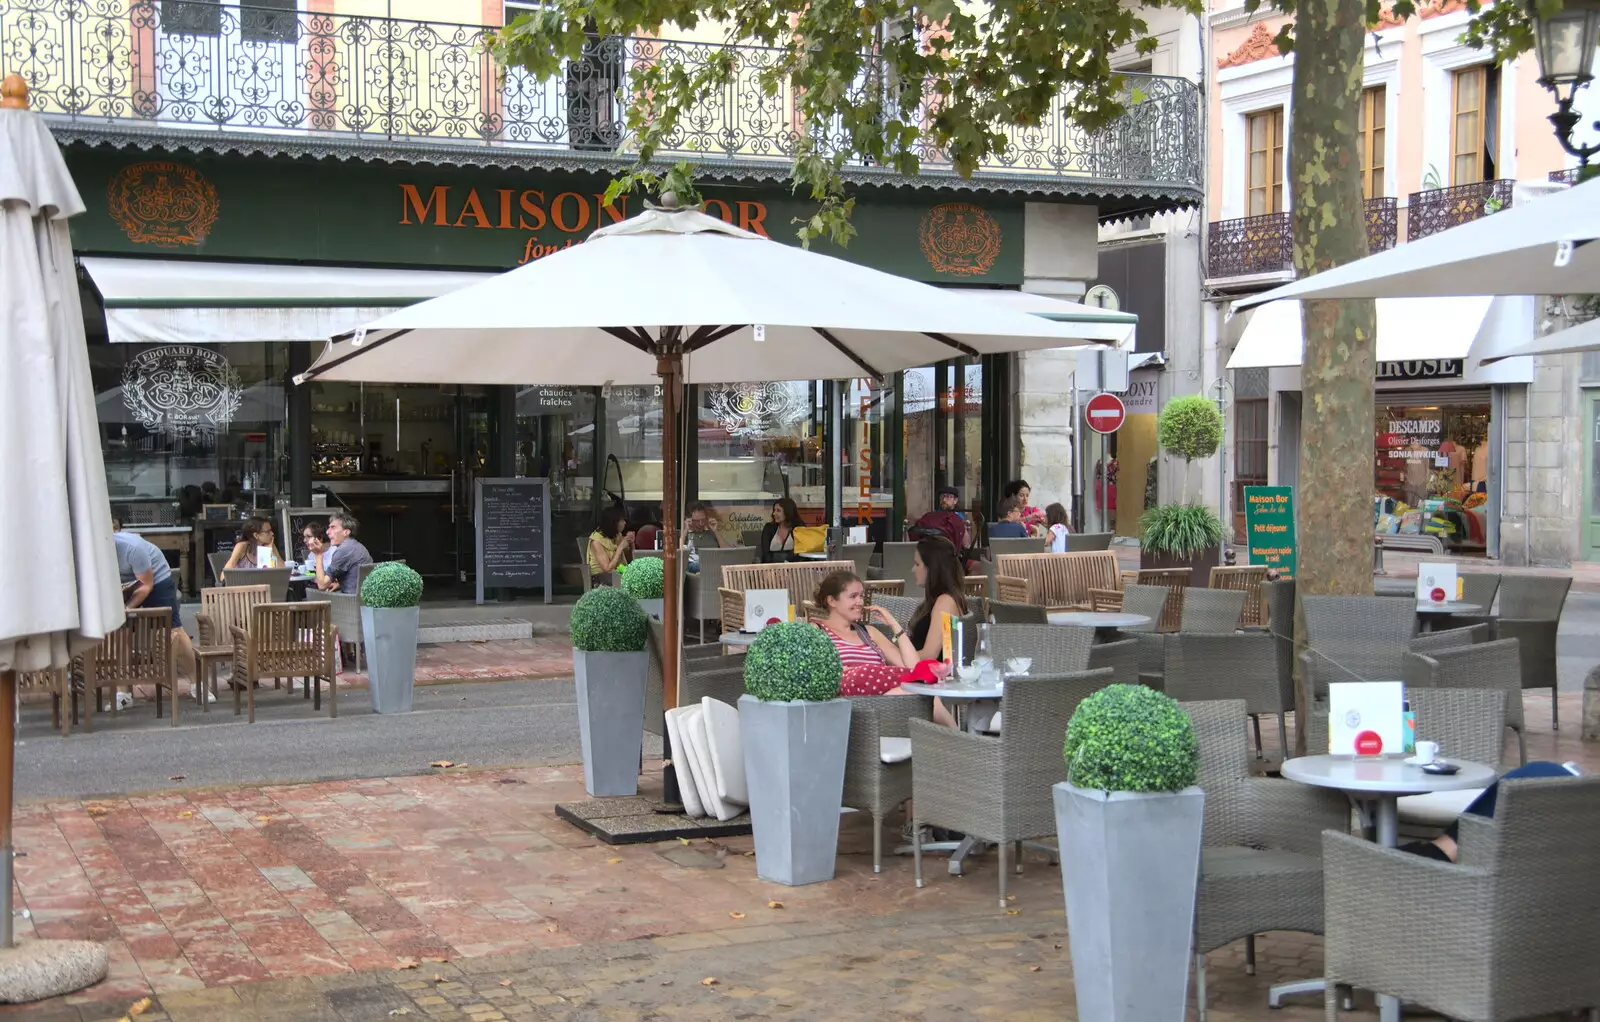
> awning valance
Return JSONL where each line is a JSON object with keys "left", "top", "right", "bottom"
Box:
{"left": 80, "top": 257, "right": 493, "bottom": 344}
{"left": 957, "top": 289, "right": 1138, "bottom": 346}
{"left": 1479, "top": 315, "right": 1600, "bottom": 365}
{"left": 1226, "top": 296, "right": 1513, "bottom": 370}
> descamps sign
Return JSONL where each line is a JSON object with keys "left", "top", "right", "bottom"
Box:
{"left": 1376, "top": 359, "right": 1464, "bottom": 381}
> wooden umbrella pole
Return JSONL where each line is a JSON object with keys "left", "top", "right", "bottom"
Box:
{"left": 657, "top": 352, "right": 684, "bottom": 809}
{"left": 0, "top": 669, "right": 16, "bottom": 948}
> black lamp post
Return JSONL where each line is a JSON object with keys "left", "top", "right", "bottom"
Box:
{"left": 1524, "top": 0, "right": 1600, "bottom": 170}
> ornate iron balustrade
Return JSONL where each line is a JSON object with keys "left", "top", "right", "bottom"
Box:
{"left": 1207, "top": 211, "right": 1292, "bottom": 278}
{"left": 0, "top": 0, "right": 1201, "bottom": 198}
{"left": 1550, "top": 168, "right": 1581, "bottom": 184}
{"left": 1364, "top": 196, "right": 1398, "bottom": 253}
{"left": 1406, "top": 179, "right": 1514, "bottom": 240}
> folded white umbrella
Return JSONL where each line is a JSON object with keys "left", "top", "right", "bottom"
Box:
{"left": 1236, "top": 177, "right": 1600, "bottom": 306}
{"left": 1479, "top": 315, "right": 1600, "bottom": 365}
{"left": 0, "top": 87, "right": 123, "bottom": 675}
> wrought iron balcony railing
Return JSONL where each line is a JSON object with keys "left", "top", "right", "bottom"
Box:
{"left": 1406, "top": 179, "right": 1514, "bottom": 240}
{"left": 0, "top": 0, "right": 1202, "bottom": 201}
{"left": 1550, "top": 168, "right": 1581, "bottom": 184}
{"left": 1208, "top": 197, "right": 1400, "bottom": 280}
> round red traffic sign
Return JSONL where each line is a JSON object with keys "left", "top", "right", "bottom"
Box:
{"left": 1085, "top": 392, "right": 1127, "bottom": 434}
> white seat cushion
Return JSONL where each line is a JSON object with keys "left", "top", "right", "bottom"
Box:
{"left": 700, "top": 697, "right": 747, "bottom": 806}
{"left": 879, "top": 737, "right": 912, "bottom": 764}
{"left": 1397, "top": 787, "right": 1484, "bottom": 827}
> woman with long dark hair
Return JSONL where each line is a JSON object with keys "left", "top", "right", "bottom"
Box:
{"left": 221, "top": 516, "right": 282, "bottom": 580}
{"left": 758, "top": 497, "right": 802, "bottom": 563}
{"left": 587, "top": 504, "right": 633, "bottom": 585}
{"left": 907, "top": 536, "right": 970, "bottom": 662}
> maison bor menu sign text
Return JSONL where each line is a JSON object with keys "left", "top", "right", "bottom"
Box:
{"left": 475, "top": 478, "right": 552, "bottom": 605}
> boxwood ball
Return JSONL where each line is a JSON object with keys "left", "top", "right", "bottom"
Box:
{"left": 1064, "top": 684, "right": 1198, "bottom": 793}
{"left": 744, "top": 621, "right": 842, "bottom": 702}
{"left": 570, "top": 586, "right": 650, "bottom": 652}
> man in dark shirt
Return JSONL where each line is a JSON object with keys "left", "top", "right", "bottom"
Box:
{"left": 912, "top": 486, "right": 974, "bottom": 557}
{"left": 316, "top": 512, "right": 374, "bottom": 594}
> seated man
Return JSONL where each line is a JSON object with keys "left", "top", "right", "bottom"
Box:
{"left": 910, "top": 487, "right": 976, "bottom": 564}
{"left": 316, "top": 512, "right": 374, "bottom": 595}
{"left": 986, "top": 497, "right": 1030, "bottom": 539}
{"left": 1403, "top": 760, "right": 1582, "bottom": 862}
{"left": 112, "top": 517, "right": 203, "bottom": 703}
{"left": 683, "top": 502, "right": 721, "bottom": 547}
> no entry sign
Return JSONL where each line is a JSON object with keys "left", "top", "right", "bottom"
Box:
{"left": 1085, "top": 392, "right": 1127, "bottom": 434}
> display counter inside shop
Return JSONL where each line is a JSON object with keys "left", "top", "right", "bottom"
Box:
{"left": 316, "top": 476, "right": 454, "bottom": 581}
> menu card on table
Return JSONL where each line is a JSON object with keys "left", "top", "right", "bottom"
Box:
{"left": 743, "top": 589, "right": 791, "bottom": 632}
{"left": 1328, "top": 682, "right": 1405, "bottom": 756}
{"left": 1416, "top": 562, "right": 1463, "bottom": 602}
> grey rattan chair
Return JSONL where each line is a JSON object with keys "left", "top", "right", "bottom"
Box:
{"left": 1184, "top": 699, "right": 1350, "bottom": 1021}
{"left": 1396, "top": 688, "right": 1507, "bottom": 833}
{"left": 987, "top": 624, "right": 1093, "bottom": 675}
{"left": 1458, "top": 572, "right": 1501, "bottom": 613}
{"left": 909, "top": 668, "right": 1114, "bottom": 906}
{"left": 988, "top": 600, "right": 1048, "bottom": 624}
{"left": 1408, "top": 622, "right": 1489, "bottom": 653}
{"left": 1322, "top": 773, "right": 1600, "bottom": 1021}
{"left": 874, "top": 542, "right": 919, "bottom": 596}
{"left": 1087, "top": 637, "right": 1139, "bottom": 686}
{"left": 842, "top": 542, "right": 874, "bottom": 579}
{"left": 1262, "top": 578, "right": 1296, "bottom": 713}
{"left": 224, "top": 566, "right": 291, "bottom": 601}
{"left": 1404, "top": 638, "right": 1525, "bottom": 763}
{"left": 1490, "top": 575, "right": 1570, "bottom": 729}
{"left": 1166, "top": 633, "right": 1289, "bottom": 758}
{"left": 842, "top": 694, "right": 935, "bottom": 873}
{"left": 1065, "top": 532, "right": 1113, "bottom": 551}
{"left": 685, "top": 546, "right": 754, "bottom": 642}
{"left": 1179, "top": 588, "right": 1246, "bottom": 633}
{"left": 1299, "top": 596, "right": 1418, "bottom": 702}
{"left": 1122, "top": 584, "right": 1171, "bottom": 687}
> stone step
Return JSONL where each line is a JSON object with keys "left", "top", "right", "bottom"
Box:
{"left": 416, "top": 619, "right": 534, "bottom": 644}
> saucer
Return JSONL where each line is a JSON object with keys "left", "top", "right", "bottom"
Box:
{"left": 1404, "top": 755, "right": 1439, "bottom": 766}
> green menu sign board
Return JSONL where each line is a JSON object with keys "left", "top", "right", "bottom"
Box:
{"left": 1243, "top": 486, "right": 1297, "bottom": 579}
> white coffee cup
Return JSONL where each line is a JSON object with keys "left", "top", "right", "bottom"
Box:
{"left": 1414, "top": 740, "right": 1439, "bottom": 764}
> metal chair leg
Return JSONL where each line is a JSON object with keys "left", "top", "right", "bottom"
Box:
{"left": 1245, "top": 933, "right": 1256, "bottom": 975}
{"left": 1251, "top": 714, "right": 1264, "bottom": 758}
{"left": 1014, "top": 840, "right": 1024, "bottom": 874}
{"left": 997, "top": 840, "right": 1008, "bottom": 907}
{"left": 912, "top": 819, "right": 924, "bottom": 889}
{"left": 1553, "top": 686, "right": 1559, "bottom": 730}
{"left": 1194, "top": 953, "right": 1207, "bottom": 1021}
{"left": 873, "top": 814, "right": 883, "bottom": 874}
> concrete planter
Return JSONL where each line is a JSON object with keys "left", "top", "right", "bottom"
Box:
{"left": 360, "top": 605, "right": 419, "bottom": 714}
{"left": 1054, "top": 781, "right": 1205, "bottom": 1022}
{"left": 574, "top": 649, "right": 649, "bottom": 796}
{"left": 738, "top": 695, "right": 852, "bottom": 886}
{"left": 637, "top": 598, "right": 665, "bottom": 620}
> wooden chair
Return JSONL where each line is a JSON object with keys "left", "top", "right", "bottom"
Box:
{"left": 70, "top": 608, "right": 178, "bottom": 729}
{"left": 718, "top": 561, "right": 857, "bottom": 632}
{"left": 229, "top": 601, "right": 336, "bottom": 723}
{"left": 1137, "top": 568, "right": 1194, "bottom": 631}
{"left": 193, "top": 584, "right": 271, "bottom": 708}
{"left": 993, "top": 551, "right": 1119, "bottom": 611}
{"left": 1209, "top": 565, "right": 1269, "bottom": 627}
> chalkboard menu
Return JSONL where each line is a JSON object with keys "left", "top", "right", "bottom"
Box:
{"left": 475, "top": 478, "right": 552, "bottom": 604}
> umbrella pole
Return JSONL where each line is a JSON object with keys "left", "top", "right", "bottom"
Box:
{"left": 0, "top": 669, "right": 15, "bottom": 948}
{"left": 657, "top": 353, "right": 683, "bottom": 811}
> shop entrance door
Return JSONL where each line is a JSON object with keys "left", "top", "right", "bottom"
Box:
{"left": 454, "top": 388, "right": 495, "bottom": 597}
{"left": 1584, "top": 394, "right": 1600, "bottom": 561}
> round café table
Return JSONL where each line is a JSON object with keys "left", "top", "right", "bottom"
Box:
{"left": 1046, "top": 610, "right": 1152, "bottom": 642}
{"left": 1413, "top": 601, "right": 1482, "bottom": 632}
{"left": 896, "top": 679, "right": 1015, "bottom": 876}
{"left": 1279, "top": 753, "right": 1497, "bottom": 1021}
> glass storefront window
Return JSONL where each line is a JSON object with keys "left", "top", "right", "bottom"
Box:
{"left": 904, "top": 358, "right": 985, "bottom": 524}
{"left": 694, "top": 381, "right": 824, "bottom": 544}
{"left": 1375, "top": 399, "right": 1492, "bottom": 548}
{"left": 842, "top": 378, "right": 896, "bottom": 542}
{"left": 92, "top": 340, "right": 288, "bottom": 523}
{"left": 516, "top": 385, "right": 598, "bottom": 591}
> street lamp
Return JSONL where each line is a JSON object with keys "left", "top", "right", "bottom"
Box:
{"left": 1524, "top": 0, "right": 1600, "bottom": 166}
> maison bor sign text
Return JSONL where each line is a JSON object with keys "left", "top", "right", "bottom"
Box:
{"left": 65, "top": 151, "right": 1026, "bottom": 285}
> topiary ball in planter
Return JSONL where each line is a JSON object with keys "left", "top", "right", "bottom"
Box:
{"left": 744, "top": 622, "right": 842, "bottom": 702}
{"left": 1064, "top": 684, "right": 1198, "bottom": 793}
{"left": 360, "top": 562, "right": 424, "bottom": 608}
{"left": 570, "top": 585, "right": 649, "bottom": 652}
{"left": 620, "top": 556, "right": 665, "bottom": 600}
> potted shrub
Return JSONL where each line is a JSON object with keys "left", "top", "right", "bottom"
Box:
{"left": 620, "top": 556, "right": 665, "bottom": 619}
{"left": 359, "top": 562, "right": 425, "bottom": 714}
{"left": 738, "top": 621, "right": 849, "bottom": 886}
{"left": 1140, "top": 394, "right": 1225, "bottom": 583}
{"left": 570, "top": 586, "right": 651, "bottom": 797}
{"left": 1053, "top": 684, "right": 1203, "bottom": 1022}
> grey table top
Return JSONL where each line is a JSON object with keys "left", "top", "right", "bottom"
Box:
{"left": 1281, "top": 755, "right": 1497, "bottom": 796}
{"left": 1047, "top": 611, "right": 1152, "bottom": 629}
{"left": 1414, "top": 601, "right": 1484, "bottom": 615}
{"left": 719, "top": 631, "right": 759, "bottom": 647}
{"left": 898, "top": 681, "right": 1005, "bottom": 700}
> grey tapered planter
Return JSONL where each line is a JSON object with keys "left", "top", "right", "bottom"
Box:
{"left": 637, "top": 598, "right": 664, "bottom": 620}
{"left": 574, "top": 649, "right": 648, "bottom": 796}
{"left": 1054, "top": 781, "right": 1205, "bottom": 1022}
{"left": 738, "top": 695, "right": 851, "bottom": 886}
{"left": 360, "top": 605, "right": 419, "bottom": 714}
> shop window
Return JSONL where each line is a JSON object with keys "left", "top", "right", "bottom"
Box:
{"left": 1451, "top": 66, "right": 1500, "bottom": 185}
{"left": 515, "top": 385, "right": 597, "bottom": 593}
{"left": 1246, "top": 108, "right": 1285, "bottom": 216}
{"left": 843, "top": 378, "right": 896, "bottom": 543}
{"left": 694, "top": 381, "right": 825, "bottom": 544}
{"left": 1358, "top": 86, "right": 1386, "bottom": 198}
{"left": 1232, "top": 397, "right": 1268, "bottom": 542}
{"left": 1375, "top": 401, "right": 1492, "bottom": 550}
{"left": 903, "top": 357, "right": 985, "bottom": 525}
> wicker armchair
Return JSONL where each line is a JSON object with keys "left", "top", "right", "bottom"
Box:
{"left": 1404, "top": 638, "right": 1524, "bottom": 764}
{"left": 1179, "top": 588, "right": 1246, "bottom": 634}
{"left": 1119, "top": 584, "right": 1171, "bottom": 687}
{"left": 229, "top": 601, "right": 335, "bottom": 722}
{"left": 988, "top": 600, "right": 1048, "bottom": 624}
{"left": 1183, "top": 699, "right": 1350, "bottom": 1021}
{"left": 72, "top": 607, "right": 178, "bottom": 728}
{"left": 909, "top": 669, "right": 1114, "bottom": 905}
{"left": 1262, "top": 578, "right": 1296, "bottom": 707}
{"left": 1086, "top": 637, "right": 1139, "bottom": 686}
{"left": 1166, "top": 633, "right": 1289, "bottom": 758}
{"left": 1408, "top": 622, "right": 1489, "bottom": 653}
{"left": 1298, "top": 596, "right": 1418, "bottom": 702}
{"left": 993, "top": 551, "right": 1118, "bottom": 611}
{"left": 842, "top": 694, "right": 935, "bottom": 872}
{"left": 1065, "top": 532, "right": 1113, "bottom": 551}
{"left": 1209, "top": 565, "right": 1268, "bottom": 627}
{"left": 841, "top": 542, "right": 874, "bottom": 578}
{"left": 1394, "top": 688, "right": 1507, "bottom": 832}
{"left": 1458, "top": 572, "right": 1502, "bottom": 612}
{"left": 987, "top": 624, "right": 1093, "bottom": 675}
{"left": 872, "top": 543, "right": 919, "bottom": 596}
{"left": 684, "top": 546, "right": 754, "bottom": 642}
{"left": 1322, "top": 774, "right": 1600, "bottom": 1021}
{"left": 193, "top": 584, "right": 271, "bottom": 708}
{"left": 1488, "top": 575, "right": 1569, "bottom": 729}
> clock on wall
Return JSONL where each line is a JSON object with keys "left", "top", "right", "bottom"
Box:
{"left": 1084, "top": 284, "right": 1121, "bottom": 311}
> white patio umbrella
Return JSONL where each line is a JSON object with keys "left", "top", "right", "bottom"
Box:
{"left": 0, "top": 75, "right": 118, "bottom": 982}
{"left": 1479, "top": 314, "right": 1600, "bottom": 365}
{"left": 299, "top": 199, "right": 1109, "bottom": 749}
{"left": 1236, "top": 176, "right": 1600, "bottom": 306}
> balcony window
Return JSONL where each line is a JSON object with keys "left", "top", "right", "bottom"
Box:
{"left": 1451, "top": 65, "right": 1501, "bottom": 185}
{"left": 1359, "top": 86, "right": 1386, "bottom": 198}
{"left": 1247, "top": 108, "right": 1285, "bottom": 216}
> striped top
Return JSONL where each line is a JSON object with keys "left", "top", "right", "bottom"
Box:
{"left": 819, "top": 624, "right": 887, "bottom": 671}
